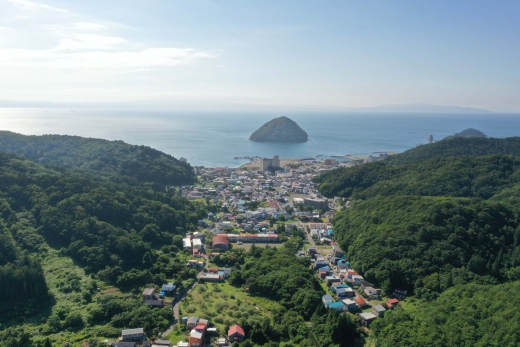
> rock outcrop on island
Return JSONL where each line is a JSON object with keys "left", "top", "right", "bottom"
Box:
{"left": 249, "top": 116, "right": 308, "bottom": 143}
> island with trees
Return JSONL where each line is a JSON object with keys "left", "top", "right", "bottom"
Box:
{"left": 249, "top": 116, "right": 308, "bottom": 143}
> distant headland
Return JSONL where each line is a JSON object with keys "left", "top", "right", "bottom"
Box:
{"left": 446, "top": 128, "right": 487, "bottom": 139}
{"left": 249, "top": 116, "right": 308, "bottom": 143}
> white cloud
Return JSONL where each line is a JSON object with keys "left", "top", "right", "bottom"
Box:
{"left": 73, "top": 22, "right": 106, "bottom": 31}
{"left": 4, "top": 0, "right": 69, "bottom": 13}
{"left": 0, "top": 1, "right": 216, "bottom": 69}
{"left": 0, "top": 47, "right": 214, "bottom": 69}
{"left": 54, "top": 34, "right": 127, "bottom": 51}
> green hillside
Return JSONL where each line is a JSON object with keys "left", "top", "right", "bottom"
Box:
{"left": 316, "top": 138, "right": 520, "bottom": 296}
{"left": 387, "top": 136, "right": 520, "bottom": 164}
{"left": 0, "top": 131, "right": 194, "bottom": 186}
{"left": 315, "top": 154, "right": 520, "bottom": 199}
{"left": 372, "top": 281, "right": 520, "bottom": 346}
{"left": 0, "top": 152, "right": 210, "bottom": 346}
{"left": 333, "top": 195, "right": 519, "bottom": 297}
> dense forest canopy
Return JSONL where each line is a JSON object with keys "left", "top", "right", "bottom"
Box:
{"left": 315, "top": 154, "right": 520, "bottom": 199}
{"left": 0, "top": 131, "right": 195, "bottom": 186}
{"left": 313, "top": 136, "right": 520, "bottom": 345}
{"left": 0, "top": 152, "right": 206, "bottom": 287}
{"left": 372, "top": 281, "right": 520, "bottom": 346}
{"left": 316, "top": 138, "right": 520, "bottom": 297}
{"left": 387, "top": 136, "right": 520, "bottom": 164}
{"left": 333, "top": 195, "right": 520, "bottom": 297}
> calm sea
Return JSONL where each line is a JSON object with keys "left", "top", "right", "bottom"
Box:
{"left": 0, "top": 108, "right": 519, "bottom": 167}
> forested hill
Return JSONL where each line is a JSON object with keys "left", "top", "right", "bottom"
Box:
{"left": 387, "top": 136, "right": 520, "bottom": 164}
{"left": 372, "top": 281, "right": 520, "bottom": 346}
{"left": 315, "top": 154, "right": 520, "bottom": 199}
{"left": 332, "top": 195, "right": 520, "bottom": 297}
{"left": 0, "top": 131, "right": 194, "bottom": 186}
{"left": 0, "top": 151, "right": 208, "bottom": 287}
{"left": 314, "top": 135, "right": 520, "bottom": 314}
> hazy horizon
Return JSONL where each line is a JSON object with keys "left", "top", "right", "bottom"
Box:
{"left": 1, "top": 0, "right": 519, "bottom": 112}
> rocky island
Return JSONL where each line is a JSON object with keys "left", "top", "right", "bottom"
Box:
{"left": 447, "top": 128, "right": 487, "bottom": 139}
{"left": 249, "top": 116, "right": 308, "bottom": 143}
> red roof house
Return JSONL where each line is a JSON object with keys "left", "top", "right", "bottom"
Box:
{"left": 387, "top": 298, "right": 400, "bottom": 308}
{"left": 228, "top": 324, "right": 245, "bottom": 342}
{"left": 355, "top": 296, "right": 368, "bottom": 307}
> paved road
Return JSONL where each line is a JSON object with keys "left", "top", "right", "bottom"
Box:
{"left": 161, "top": 255, "right": 207, "bottom": 337}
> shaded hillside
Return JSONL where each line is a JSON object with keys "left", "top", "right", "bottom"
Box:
{"left": 0, "top": 152, "right": 207, "bottom": 284}
{"left": 249, "top": 116, "right": 308, "bottom": 142}
{"left": 315, "top": 154, "right": 520, "bottom": 199}
{"left": 333, "top": 195, "right": 520, "bottom": 297}
{"left": 387, "top": 136, "right": 520, "bottom": 164}
{"left": 0, "top": 220, "right": 48, "bottom": 304}
{"left": 0, "top": 131, "right": 194, "bottom": 186}
{"left": 372, "top": 281, "right": 520, "bottom": 346}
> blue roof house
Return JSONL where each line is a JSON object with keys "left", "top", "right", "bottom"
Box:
{"left": 322, "top": 295, "right": 333, "bottom": 306}
{"left": 327, "top": 301, "right": 345, "bottom": 312}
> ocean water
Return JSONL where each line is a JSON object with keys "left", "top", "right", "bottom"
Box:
{"left": 0, "top": 108, "right": 519, "bottom": 167}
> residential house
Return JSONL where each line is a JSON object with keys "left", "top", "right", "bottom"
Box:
{"left": 117, "top": 342, "right": 138, "bottom": 347}
{"left": 151, "top": 340, "right": 172, "bottom": 347}
{"left": 192, "top": 238, "right": 203, "bottom": 250}
{"left": 161, "top": 283, "right": 176, "bottom": 295}
{"left": 142, "top": 288, "right": 155, "bottom": 301}
{"left": 387, "top": 298, "right": 400, "bottom": 308}
{"left": 350, "top": 275, "right": 365, "bottom": 285}
{"left": 327, "top": 301, "right": 345, "bottom": 312}
{"left": 142, "top": 288, "right": 163, "bottom": 307}
{"left": 121, "top": 328, "right": 145, "bottom": 342}
{"left": 361, "top": 283, "right": 381, "bottom": 299}
{"left": 307, "top": 246, "right": 317, "bottom": 257}
{"left": 331, "top": 283, "right": 349, "bottom": 293}
{"left": 373, "top": 305, "right": 386, "bottom": 318}
{"left": 187, "top": 316, "right": 198, "bottom": 330}
{"left": 336, "top": 287, "right": 355, "bottom": 299}
{"left": 359, "top": 312, "right": 377, "bottom": 326}
{"left": 324, "top": 275, "right": 342, "bottom": 286}
{"left": 341, "top": 299, "right": 358, "bottom": 312}
{"left": 322, "top": 294, "right": 333, "bottom": 306}
{"left": 228, "top": 324, "right": 245, "bottom": 342}
{"left": 189, "top": 330, "right": 203, "bottom": 347}
{"left": 393, "top": 288, "right": 408, "bottom": 300}
{"left": 354, "top": 296, "right": 369, "bottom": 308}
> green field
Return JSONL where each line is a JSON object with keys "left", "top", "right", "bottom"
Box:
{"left": 179, "top": 282, "right": 282, "bottom": 338}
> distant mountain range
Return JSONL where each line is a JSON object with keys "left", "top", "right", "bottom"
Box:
{"left": 349, "top": 103, "right": 493, "bottom": 113}
{"left": 0, "top": 99, "right": 493, "bottom": 113}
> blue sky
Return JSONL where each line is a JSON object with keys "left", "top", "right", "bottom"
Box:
{"left": 0, "top": 0, "right": 519, "bottom": 111}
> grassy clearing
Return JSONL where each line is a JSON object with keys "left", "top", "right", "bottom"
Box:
{"left": 20, "top": 248, "right": 121, "bottom": 345}
{"left": 165, "top": 325, "right": 186, "bottom": 344}
{"left": 179, "top": 282, "right": 281, "bottom": 338}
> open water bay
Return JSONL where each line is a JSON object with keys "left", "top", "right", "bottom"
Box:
{"left": 0, "top": 109, "right": 519, "bottom": 167}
